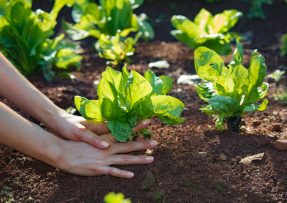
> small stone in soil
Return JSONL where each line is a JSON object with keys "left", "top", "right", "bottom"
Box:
{"left": 272, "top": 139, "right": 287, "bottom": 150}
{"left": 219, "top": 153, "right": 227, "bottom": 161}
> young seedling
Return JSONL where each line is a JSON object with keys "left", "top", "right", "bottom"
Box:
{"left": 104, "top": 192, "right": 131, "bottom": 203}
{"left": 194, "top": 42, "right": 269, "bottom": 132}
{"left": 0, "top": 0, "right": 82, "bottom": 80}
{"left": 75, "top": 66, "right": 184, "bottom": 142}
{"left": 171, "top": 9, "right": 242, "bottom": 55}
{"left": 95, "top": 31, "right": 140, "bottom": 65}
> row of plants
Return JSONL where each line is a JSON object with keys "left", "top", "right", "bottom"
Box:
{"left": 74, "top": 41, "right": 269, "bottom": 142}
{"left": 1, "top": 0, "right": 286, "bottom": 80}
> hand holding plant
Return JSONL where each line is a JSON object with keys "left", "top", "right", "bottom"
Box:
{"left": 57, "top": 123, "right": 158, "bottom": 178}
{"left": 75, "top": 66, "right": 185, "bottom": 142}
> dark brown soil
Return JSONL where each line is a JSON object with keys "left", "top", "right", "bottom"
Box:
{"left": 1, "top": 0, "right": 287, "bottom": 202}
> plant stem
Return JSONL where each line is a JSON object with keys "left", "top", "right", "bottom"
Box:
{"left": 227, "top": 116, "right": 242, "bottom": 132}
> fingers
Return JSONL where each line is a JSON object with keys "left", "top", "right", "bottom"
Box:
{"left": 100, "top": 166, "right": 135, "bottom": 178}
{"left": 100, "top": 134, "right": 116, "bottom": 143}
{"left": 100, "top": 119, "right": 152, "bottom": 144}
{"left": 109, "top": 155, "right": 154, "bottom": 165}
{"left": 108, "top": 139, "right": 158, "bottom": 154}
{"left": 133, "top": 119, "right": 151, "bottom": 133}
{"left": 73, "top": 127, "right": 110, "bottom": 149}
{"left": 80, "top": 120, "right": 109, "bottom": 135}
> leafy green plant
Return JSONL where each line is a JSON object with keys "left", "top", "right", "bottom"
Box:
{"left": 267, "top": 70, "right": 285, "bottom": 83}
{"left": 75, "top": 66, "right": 184, "bottom": 142}
{"left": 104, "top": 192, "right": 131, "bottom": 203}
{"left": 242, "top": 0, "right": 273, "bottom": 19}
{"left": 66, "top": 0, "right": 154, "bottom": 41}
{"left": 95, "top": 31, "right": 140, "bottom": 65}
{"left": 194, "top": 42, "right": 269, "bottom": 131}
{"left": 0, "top": 0, "right": 82, "bottom": 80}
{"left": 280, "top": 33, "right": 287, "bottom": 57}
{"left": 171, "top": 9, "right": 242, "bottom": 55}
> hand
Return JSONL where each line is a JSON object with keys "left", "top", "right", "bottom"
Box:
{"left": 57, "top": 138, "right": 158, "bottom": 178}
{"left": 49, "top": 109, "right": 151, "bottom": 149}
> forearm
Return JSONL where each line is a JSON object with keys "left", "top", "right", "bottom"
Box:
{"left": 0, "top": 53, "right": 63, "bottom": 128}
{"left": 0, "top": 102, "right": 62, "bottom": 167}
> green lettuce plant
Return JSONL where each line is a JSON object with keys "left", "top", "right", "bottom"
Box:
{"left": 66, "top": 0, "right": 154, "bottom": 41}
{"left": 104, "top": 192, "right": 131, "bottom": 203}
{"left": 75, "top": 66, "right": 184, "bottom": 142}
{"left": 171, "top": 9, "right": 242, "bottom": 55}
{"left": 194, "top": 43, "right": 269, "bottom": 131}
{"left": 95, "top": 31, "right": 140, "bottom": 65}
{"left": 0, "top": 0, "right": 82, "bottom": 80}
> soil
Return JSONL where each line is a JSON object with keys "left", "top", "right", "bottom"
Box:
{"left": 1, "top": 0, "right": 287, "bottom": 202}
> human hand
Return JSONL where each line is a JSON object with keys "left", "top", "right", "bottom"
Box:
{"left": 56, "top": 138, "right": 158, "bottom": 177}
{"left": 49, "top": 109, "right": 151, "bottom": 149}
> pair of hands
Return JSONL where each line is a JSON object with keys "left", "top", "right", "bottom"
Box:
{"left": 49, "top": 110, "right": 158, "bottom": 178}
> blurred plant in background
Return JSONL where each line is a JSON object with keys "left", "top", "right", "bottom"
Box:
{"left": 242, "top": 0, "right": 273, "bottom": 19}
{"left": 95, "top": 31, "right": 140, "bottom": 65}
{"left": 0, "top": 0, "right": 82, "bottom": 80}
{"left": 66, "top": 0, "right": 154, "bottom": 41}
{"left": 171, "top": 9, "right": 242, "bottom": 55}
{"left": 280, "top": 33, "right": 287, "bottom": 57}
{"left": 65, "top": 0, "right": 153, "bottom": 65}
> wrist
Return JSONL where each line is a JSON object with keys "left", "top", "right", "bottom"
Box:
{"left": 37, "top": 132, "right": 64, "bottom": 168}
{"left": 39, "top": 105, "right": 66, "bottom": 132}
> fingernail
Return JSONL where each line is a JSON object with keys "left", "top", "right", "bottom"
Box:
{"left": 101, "top": 141, "right": 109, "bottom": 148}
{"left": 146, "top": 156, "right": 154, "bottom": 162}
{"left": 127, "top": 172, "right": 134, "bottom": 178}
{"left": 150, "top": 140, "right": 158, "bottom": 147}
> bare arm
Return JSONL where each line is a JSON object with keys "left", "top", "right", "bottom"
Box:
{"left": 0, "top": 102, "right": 158, "bottom": 178}
{"left": 0, "top": 101, "right": 62, "bottom": 167}
{"left": 0, "top": 52, "right": 111, "bottom": 148}
{"left": 0, "top": 53, "right": 62, "bottom": 131}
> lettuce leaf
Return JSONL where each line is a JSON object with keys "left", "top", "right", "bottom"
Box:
{"left": 75, "top": 66, "right": 184, "bottom": 142}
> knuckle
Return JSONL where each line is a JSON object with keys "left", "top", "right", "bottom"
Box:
{"left": 120, "top": 155, "right": 132, "bottom": 163}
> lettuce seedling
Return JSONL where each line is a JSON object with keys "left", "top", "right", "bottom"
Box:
{"left": 104, "top": 192, "right": 131, "bottom": 203}
{"left": 0, "top": 0, "right": 82, "bottom": 80}
{"left": 95, "top": 31, "right": 140, "bottom": 65}
{"left": 171, "top": 9, "right": 242, "bottom": 55}
{"left": 66, "top": 0, "right": 154, "bottom": 41}
{"left": 195, "top": 43, "right": 269, "bottom": 132}
{"left": 75, "top": 66, "right": 184, "bottom": 142}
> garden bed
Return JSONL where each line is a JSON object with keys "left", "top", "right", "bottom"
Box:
{"left": 1, "top": 0, "right": 287, "bottom": 202}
